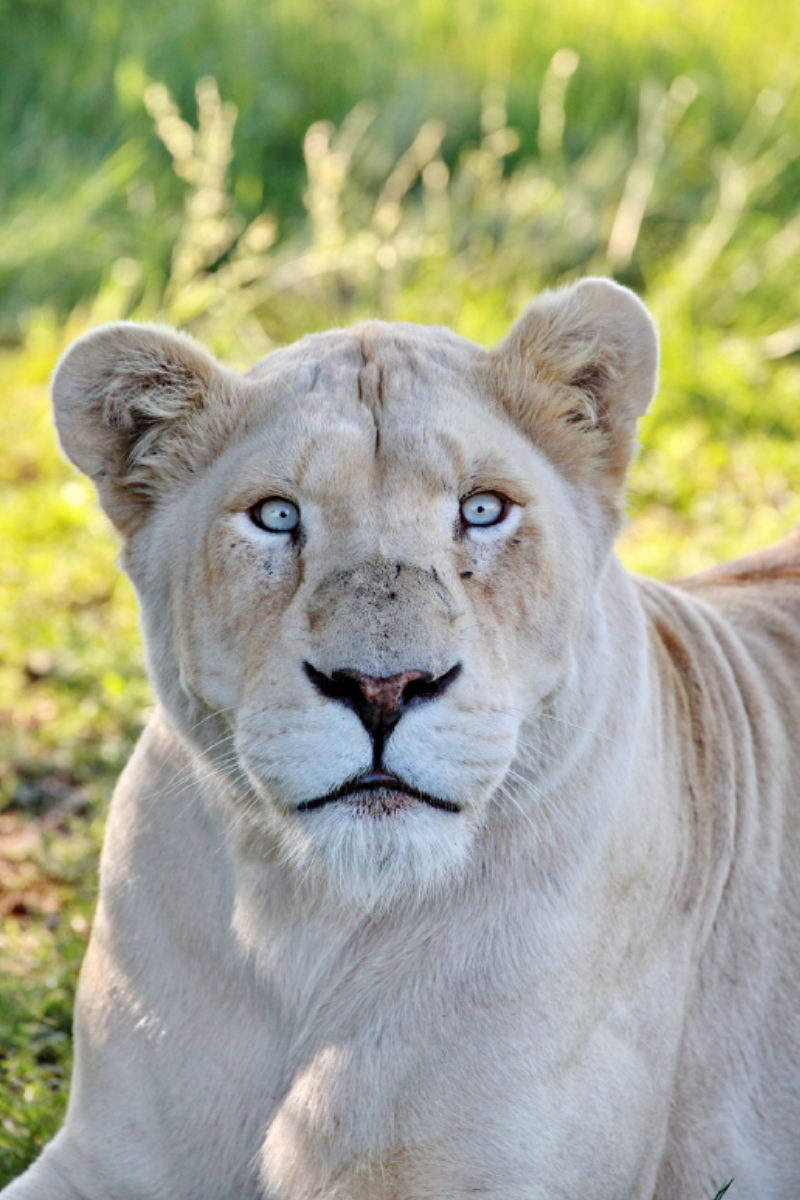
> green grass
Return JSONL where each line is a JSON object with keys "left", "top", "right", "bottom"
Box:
{"left": 4, "top": 0, "right": 800, "bottom": 333}
{"left": 4, "top": 0, "right": 800, "bottom": 1181}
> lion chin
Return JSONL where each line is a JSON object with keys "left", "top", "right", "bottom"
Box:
{"left": 6, "top": 278, "right": 800, "bottom": 1200}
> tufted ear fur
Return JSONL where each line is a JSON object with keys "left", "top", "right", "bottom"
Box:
{"left": 488, "top": 278, "right": 659, "bottom": 515}
{"left": 52, "top": 322, "right": 244, "bottom": 534}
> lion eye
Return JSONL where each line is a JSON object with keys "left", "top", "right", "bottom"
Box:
{"left": 461, "top": 492, "right": 505, "bottom": 527}
{"left": 250, "top": 497, "right": 300, "bottom": 533}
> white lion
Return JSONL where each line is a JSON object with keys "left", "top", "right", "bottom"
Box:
{"left": 5, "top": 279, "right": 800, "bottom": 1199}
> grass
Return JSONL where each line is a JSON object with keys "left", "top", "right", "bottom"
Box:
{"left": 4, "top": 0, "right": 800, "bottom": 1181}
{"left": 4, "top": 0, "right": 800, "bottom": 333}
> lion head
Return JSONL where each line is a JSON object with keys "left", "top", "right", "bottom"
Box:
{"left": 52, "top": 279, "right": 657, "bottom": 906}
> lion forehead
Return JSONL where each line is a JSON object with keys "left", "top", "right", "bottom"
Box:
{"left": 243, "top": 320, "right": 489, "bottom": 413}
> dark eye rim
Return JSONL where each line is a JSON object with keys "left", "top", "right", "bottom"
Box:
{"left": 459, "top": 490, "right": 514, "bottom": 530}
{"left": 248, "top": 497, "right": 301, "bottom": 534}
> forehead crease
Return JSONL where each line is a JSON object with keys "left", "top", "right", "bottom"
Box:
{"left": 355, "top": 321, "right": 486, "bottom": 407}
{"left": 243, "top": 324, "right": 495, "bottom": 490}
{"left": 267, "top": 336, "right": 377, "bottom": 420}
{"left": 235, "top": 338, "right": 384, "bottom": 496}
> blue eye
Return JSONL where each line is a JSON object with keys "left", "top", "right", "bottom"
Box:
{"left": 461, "top": 492, "right": 506, "bottom": 527}
{"left": 250, "top": 498, "right": 300, "bottom": 533}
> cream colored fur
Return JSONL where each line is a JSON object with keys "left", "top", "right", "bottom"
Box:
{"left": 5, "top": 279, "right": 800, "bottom": 1199}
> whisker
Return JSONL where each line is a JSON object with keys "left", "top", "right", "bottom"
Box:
{"left": 534, "top": 710, "right": 625, "bottom": 748}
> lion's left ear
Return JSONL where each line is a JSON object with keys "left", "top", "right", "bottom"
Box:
{"left": 489, "top": 278, "right": 659, "bottom": 511}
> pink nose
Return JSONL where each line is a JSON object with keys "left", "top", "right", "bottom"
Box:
{"left": 302, "top": 662, "right": 462, "bottom": 746}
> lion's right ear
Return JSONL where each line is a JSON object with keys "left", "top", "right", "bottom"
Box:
{"left": 52, "top": 322, "right": 241, "bottom": 534}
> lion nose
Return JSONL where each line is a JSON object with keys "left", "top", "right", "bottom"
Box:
{"left": 303, "top": 662, "right": 462, "bottom": 746}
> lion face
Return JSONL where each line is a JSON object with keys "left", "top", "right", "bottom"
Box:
{"left": 52, "top": 282, "right": 658, "bottom": 904}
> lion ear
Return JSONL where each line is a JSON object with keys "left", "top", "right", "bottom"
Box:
{"left": 489, "top": 278, "right": 659, "bottom": 512}
{"left": 52, "top": 322, "right": 240, "bottom": 534}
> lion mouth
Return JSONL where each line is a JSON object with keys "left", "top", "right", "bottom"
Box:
{"left": 296, "top": 769, "right": 461, "bottom": 815}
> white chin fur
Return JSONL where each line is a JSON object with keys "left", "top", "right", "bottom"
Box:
{"left": 267, "top": 792, "right": 475, "bottom": 911}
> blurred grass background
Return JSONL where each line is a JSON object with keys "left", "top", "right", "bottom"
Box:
{"left": 4, "top": 0, "right": 800, "bottom": 1178}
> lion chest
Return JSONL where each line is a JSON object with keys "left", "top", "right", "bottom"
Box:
{"left": 248, "top": 946, "right": 675, "bottom": 1200}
